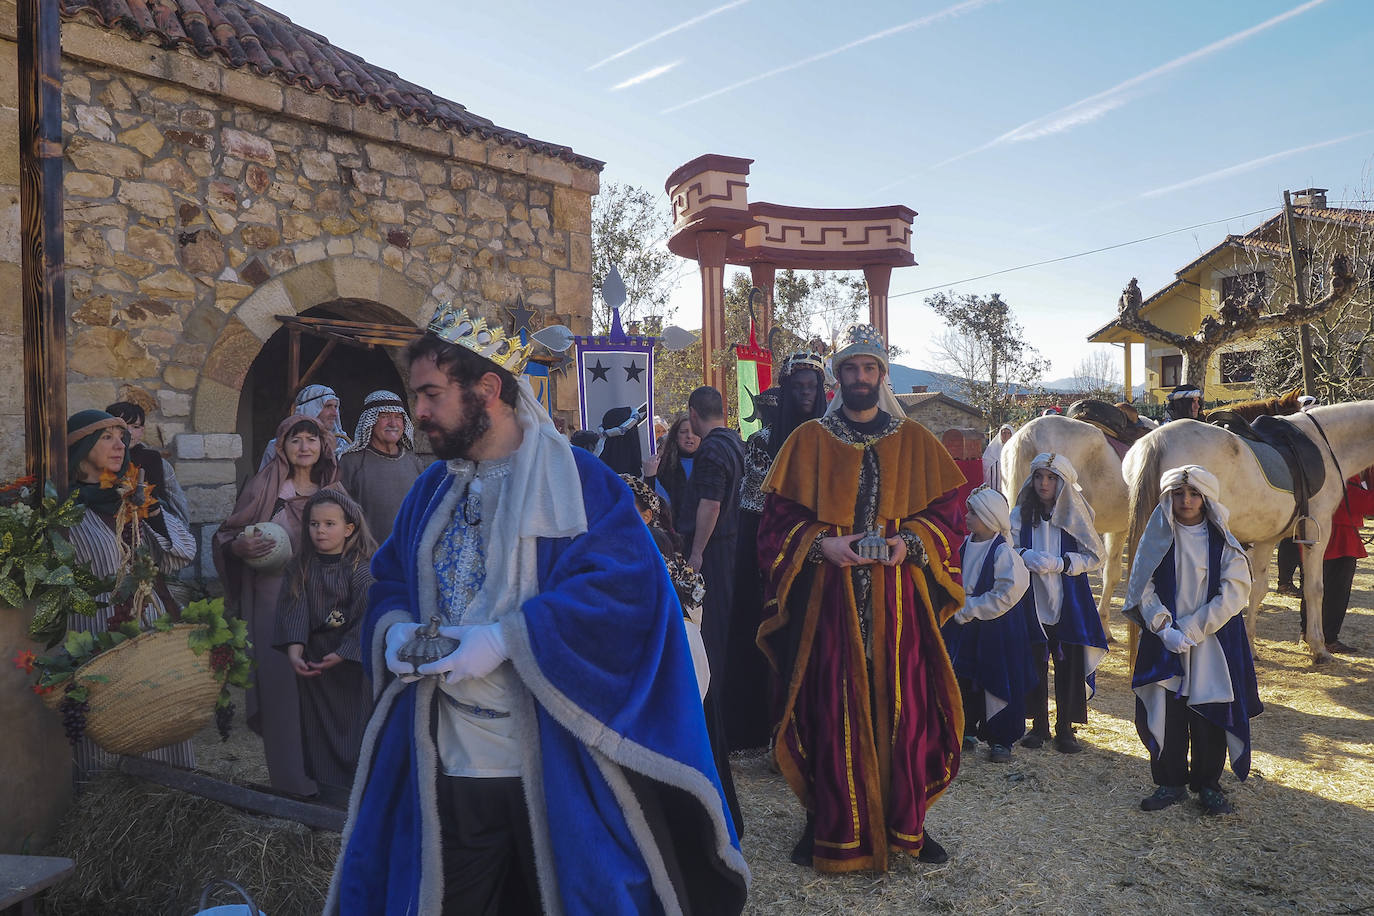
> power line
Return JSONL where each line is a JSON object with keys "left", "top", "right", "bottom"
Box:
{"left": 890, "top": 206, "right": 1278, "bottom": 299}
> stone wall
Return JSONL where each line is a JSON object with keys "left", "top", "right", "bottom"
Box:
{"left": 906, "top": 400, "right": 984, "bottom": 439}
{"left": 0, "top": 7, "right": 599, "bottom": 571}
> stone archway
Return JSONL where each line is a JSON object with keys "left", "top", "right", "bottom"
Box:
{"left": 193, "top": 257, "right": 438, "bottom": 435}
{"left": 177, "top": 257, "right": 438, "bottom": 574}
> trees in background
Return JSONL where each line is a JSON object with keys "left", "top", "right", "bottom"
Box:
{"left": 1070, "top": 348, "right": 1125, "bottom": 402}
{"left": 925, "top": 291, "right": 1050, "bottom": 429}
{"left": 590, "top": 182, "right": 678, "bottom": 334}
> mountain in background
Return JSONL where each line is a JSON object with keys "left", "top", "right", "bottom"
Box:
{"left": 891, "top": 364, "right": 1149, "bottom": 399}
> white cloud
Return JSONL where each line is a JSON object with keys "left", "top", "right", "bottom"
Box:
{"left": 587, "top": 0, "right": 749, "bottom": 72}
{"left": 610, "top": 61, "right": 683, "bottom": 91}
{"left": 661, "top": 0, "right": 1004, "bottom": 115}
{"left": 930, "top": 0, "right": 1330, "bottom": 169}
{"left": 1141, "top": 129, "right": 1374, "bottom": 198}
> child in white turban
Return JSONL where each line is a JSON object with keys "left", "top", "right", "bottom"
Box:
{"left": 1124, "top": 464, "right": 1261, "bottom": 815}
{"left": 943, "top": 486, "right": 1037, "bottom": 762}
{"left": 1010, "top": 453, "right": 1108, "bottom": 754}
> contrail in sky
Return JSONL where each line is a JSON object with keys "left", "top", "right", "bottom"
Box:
{"left": 1141, "top": 129, "right": 1374, "bottom": 198}
{"left": 587, "top": 0, "right": 749, "bottom": 72}
{"left": 929, "top": 0, "right": 1330, "bottom": 170}
{"left": 611, "top": 62, "right": 683, "bottom": 91}
{"left": 660, "top": 0, "right": 1004, "bottom": 115}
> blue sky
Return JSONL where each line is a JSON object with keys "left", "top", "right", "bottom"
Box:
{"left": 268, "top": 0, "right": 1373, "bottom": 380}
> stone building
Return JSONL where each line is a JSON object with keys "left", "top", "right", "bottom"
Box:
{"left": 0, "top": 0, "right": 601, "bottom": 574}
{"left": 894, "top": 386, "right": 984, "bottom": 438}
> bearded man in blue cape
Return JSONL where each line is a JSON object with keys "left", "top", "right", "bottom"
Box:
{"left": 326, "top": 306, "right": 749, "bottom": 915}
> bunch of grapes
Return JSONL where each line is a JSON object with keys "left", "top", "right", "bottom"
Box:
{"left": 209, "top": 645, "right": 234, "bottom": 674}
{"left": 59, "top": 683, "right": 90, "bottom": 746}
{"left": 215, "top": 700, "right": 235, "bottom": 742}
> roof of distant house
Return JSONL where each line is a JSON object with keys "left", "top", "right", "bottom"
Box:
{"left": 60, "top": 0, "right": 603, "bottom": 171}
{"left": 894, "top": 390, "right": 982, "bottom": 416}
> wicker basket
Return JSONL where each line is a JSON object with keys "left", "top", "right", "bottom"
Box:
{"left": 42, "top": 624, "right": 221, "bottom": 756}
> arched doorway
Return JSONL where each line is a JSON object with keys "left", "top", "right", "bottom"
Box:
{"left": 236, "top": 299, "right": 414, "bottom": 483}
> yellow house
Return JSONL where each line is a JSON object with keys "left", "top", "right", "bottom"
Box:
{"left": 1089, "top": 189, "right": 1372, "bottom": 404}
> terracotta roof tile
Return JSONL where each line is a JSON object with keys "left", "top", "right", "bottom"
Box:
{"left": 60, "top": 0, "right": 602, "bottom": 171}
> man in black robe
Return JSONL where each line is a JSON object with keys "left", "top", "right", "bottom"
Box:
{"left": 679, "top": 384, "right": 746, "bottom": 834}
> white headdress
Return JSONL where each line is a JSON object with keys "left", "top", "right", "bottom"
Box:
{"left": 1013, "top": 452, "right": 1101, "bottom": 554}
{"left": 293, "top": 384, "right": 349, "bottom": 443}
{"left": 823, "top": 323, "right": 907, "bottom": 419}
{"left": 345, "top": 390, "right": 415, "bottom": 455}
{"left": 1123, "top": 464, "right": 1245, "bottom": 621}
{"left": 966, "top": 485, "right": 1012, "bottom": 537}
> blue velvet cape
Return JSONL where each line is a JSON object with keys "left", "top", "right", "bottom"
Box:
{"left": 331, "top": 449, "right": 748, "bottom": 915}
{"left": 1016, "top": 515, "right": 1109, "bottom": 696}
{"left": 1131, "top": 522, "right": 1262, "bottom": 779}
{"left": 941, "top": 534, "right": 1045, "bottom": 742}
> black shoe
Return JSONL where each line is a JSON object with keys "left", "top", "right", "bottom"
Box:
{"left": 1275, "top": 582, "right": 1299, "bottom": 597}
{"left": 962, "top": 734, "right": 978, "bottom": 751}
{"left": 790, "top": 814, "right": 816, "bottom": 866}
{"left": 1140, "top": 785, "right": 1187, "bottom": 811}
{"left": 1053, "top": 733, "right": 1083, "bottom": 754}
{"left": 988, "top": 744, "right": 1012, "bottom": 763}
{"left": 1020, "top": 726, "right": 1050, "bottom": 749}
{"left": 1198, "top": 787, "right": 1234, "bottom": 815}
{"left": 917, "top": 834, "right": 948, "bottom": 864}
{"left": 1327, "top": 640, "right": 1360, "bottom": 655}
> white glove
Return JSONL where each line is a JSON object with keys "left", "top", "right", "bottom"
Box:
{"left": 417, "top": 622, "right": 509, "bottom": 684}
{"left": 953, "top": 607, "right": 973, "bottom": 625}
{"left": 1157, "top": 626, "right": 1196, "bottom": 654}
{"left": 1022, "top": 550, "right": 1054, "bottom": 575}
{"left": 384, "top": 622, "right": 424, "bottom": 682}
{"left": 1043, "top": 555, "right": 1065, "bottom": 574}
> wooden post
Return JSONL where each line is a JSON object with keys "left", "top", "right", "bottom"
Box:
{"left": 1282, "top": 190, "right": 1317, "bottom": 396}
{"left": 18, "top": 0, "right": 67, "bottom": 490}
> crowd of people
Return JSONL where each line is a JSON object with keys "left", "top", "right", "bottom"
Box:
{"left": 52, "top": 311, "right": 1373, "bottom": 912}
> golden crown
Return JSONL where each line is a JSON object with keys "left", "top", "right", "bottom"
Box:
{"left": 427, "top": 302, "right": 535, "bottom": 373}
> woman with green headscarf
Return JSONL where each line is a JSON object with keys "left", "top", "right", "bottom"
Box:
{"left": 65, "top": 409, "right": 197, "bottom": 774}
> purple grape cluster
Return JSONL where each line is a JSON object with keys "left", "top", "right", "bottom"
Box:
{"left": 215, "top": 700, "right": 235, "bottom": 742}
{"left": 59, "top": 683, "right": 90, "bottom": 746}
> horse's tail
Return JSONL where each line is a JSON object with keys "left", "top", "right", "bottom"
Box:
{"left": 1126, "top": 430, "right": 1166, "bottom": 565}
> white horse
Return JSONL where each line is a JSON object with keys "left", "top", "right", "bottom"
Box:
{"left": 1123, "top": 401, "right": 1374, "bottom": 663}
{"left": 1000, "top": 415, "right": 1130, "bottom": 637}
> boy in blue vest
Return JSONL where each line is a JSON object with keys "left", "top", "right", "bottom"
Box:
{"left": 1125, "top": 465, "right": 1261, "bottom": 815}
{"left": 943, "top": 486, "right": 1037, "bottom": 762}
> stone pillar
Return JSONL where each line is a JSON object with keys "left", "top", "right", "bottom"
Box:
{"left": 863, "top": 264, "right": 892, "bottom": 344}
{"left": 749, "top": 262, "right": 777, "bottom": 338}
{"left": 697, "top": 231, "right": 729, "bottom": 395}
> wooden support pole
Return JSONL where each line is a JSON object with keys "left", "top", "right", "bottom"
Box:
{"left": 1282, "top": 190, "right": 1317, "bottom": 396}
{"left": 18, "top": 0, "right": 67, "bottom": 490}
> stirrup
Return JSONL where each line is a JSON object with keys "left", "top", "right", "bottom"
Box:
{"left": 1291, "top": 515, "right": 1322, "bottom": 547}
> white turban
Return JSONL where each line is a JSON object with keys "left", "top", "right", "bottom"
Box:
{"left": 1124, "top": 463, "right": 1245, "bottom": 624}
{"left": 1013, "top": 452, "right": 1100, "bottom": 554}
{"left": 966, "top": 485, "right": 1011, "bottom": 536}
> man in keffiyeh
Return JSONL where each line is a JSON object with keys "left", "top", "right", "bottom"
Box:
{"left": 338, "top": 390, "right": 429, "bottom": 542}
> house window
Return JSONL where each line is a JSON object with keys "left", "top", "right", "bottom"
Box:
{"left": 1220, "top": 350, "right": 1258, "bottom": 384}
{"left": 1221, "top": 271, "right": 1266, "bottom": 305}
{"left": 1160, "top": 354, "right": 1182, "bottom": 388}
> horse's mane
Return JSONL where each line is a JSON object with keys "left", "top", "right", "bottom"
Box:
{"left": 1203, "top": 386, "right": 1302, "bottom": 422}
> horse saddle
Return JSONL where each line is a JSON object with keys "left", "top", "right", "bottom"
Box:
{"left": 1218, "top": 415, "right": 1326, "bottom": 507}
{"left": 1066, "top": 399, "right": 1143, "bottom": 461}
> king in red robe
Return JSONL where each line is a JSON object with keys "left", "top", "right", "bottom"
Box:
{"left": 756, "top": 325, "right": 966, "bottom": 873}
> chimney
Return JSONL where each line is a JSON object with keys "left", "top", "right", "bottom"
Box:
{"left": 911, "top": 385, "right": 927, "bottom": 393}
{"left": 1293, "top": 187, "right": 1328, "bottom": 209}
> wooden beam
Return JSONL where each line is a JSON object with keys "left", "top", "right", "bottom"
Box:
{"left": 297, "top": 339, "right": 339, "bottom": 391}
{"left": 118, "top": 756, "right": 345, "bottom": 832}
{"left": 18, "top": 0, "right": 67, "bottom": 491}
{"left": 287, "top": 326, "right": 301, "bottom": 394}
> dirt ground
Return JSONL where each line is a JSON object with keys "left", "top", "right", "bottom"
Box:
{"left": 183, "top": 561, "right": 1374, "bottom": 915}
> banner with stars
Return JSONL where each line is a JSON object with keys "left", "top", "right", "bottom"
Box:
{"left": 574, "top": 309, "right": 656, "bottom": 475}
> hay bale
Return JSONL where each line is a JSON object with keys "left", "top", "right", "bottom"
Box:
{"left": 41, "top": 773, "right": 337, "bottom": 915}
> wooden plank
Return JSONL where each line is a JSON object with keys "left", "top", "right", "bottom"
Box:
{"left": 297, "top": 338, "right": 339, "bottom": 390}
{"left": 117, "top": 757, "right": 345, "bottom": 832}
{"left": 0, "top": 855, "right": 75, "bottom": 909}
{"left": 288, "top": 326, "right": 301, "bottom": 396}
{"left": 18, "top": 0, "right": 68, "bottom": 491}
